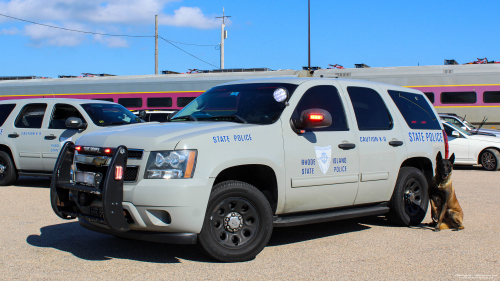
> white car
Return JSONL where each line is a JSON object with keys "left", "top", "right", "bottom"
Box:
{"left": 443, "top": 121, "right": 500, "bottom": 170}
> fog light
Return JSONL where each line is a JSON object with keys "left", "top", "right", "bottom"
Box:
{"left": 115, "top": 166, "right": 124, "bottom": 180}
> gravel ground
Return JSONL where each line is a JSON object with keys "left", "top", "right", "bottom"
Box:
{"left": 0, "top": 166, "right": 499, "bottom": 280}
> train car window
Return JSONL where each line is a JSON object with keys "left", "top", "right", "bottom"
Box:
{"left": 347, "top": 87, "right": 393, "bottom": 131}
{"left": 292, "top": 85, "right": 348, "bottom": 131}
{"left": 92, "top": 98, "right": 114, "bottom": 102}
{"left": 118, "top": 98, "right": 143, "bottom": 108}
{"left": 483, "top": 91, "right": 500, "bottom": 103}
{"left": 177, "top": 97, "right": 196, "bottom": 107}
{"left": 147, "top": 97, "right": 172, "bottom": 108}
{"left": 441, "top": 92, "right": 476, "bottom": 104}
{"left": 388, "top": 90, "right": 441, "bottom": 130}
{"left": 0, "top": 104, "right": 16, "bottom": 127}
{"left": 14, "top": 103, "right": 47, "bottom": 129}
{"left": 49, "top": 104, "right": 86, "bottom": 129}
{"left": 423, "top": 92, "right": 435, "bottom": 104}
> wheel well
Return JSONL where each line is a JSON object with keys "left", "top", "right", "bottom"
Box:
{"left": 213, "top": 165, "right": 278, "bottom": 214}
{"left": 0, "top": 145, "right": 17, "bottom": 169}
{"left": 477, "top": 147, "right": 500, "bottom": 164}
{"left": 400, "top": 157, "right": 433, "bottom": 185}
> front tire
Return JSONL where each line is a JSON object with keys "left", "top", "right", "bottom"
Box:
{"left": 198, "top": 181, "right": 273, "bottom": 262}
{"left": 0, "top": 151, "right": 17, "bottom": 186}
{"left": 480, "top": 149, "right": 500, "bottom": 171}
{"left": 386, "top": 167, "right": 429, "bottom": 226}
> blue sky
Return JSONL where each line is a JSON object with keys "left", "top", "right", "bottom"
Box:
{"left": 1, "top": 0, "right": 499, "bottom": 78}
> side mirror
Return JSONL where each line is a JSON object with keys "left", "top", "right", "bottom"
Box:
{"left": 451, "top": 131, "right": 460, "bottom": 138}
{"left": 138, "top": 110, "right": 147, "bottom": 119}
{"left": 166, "top": 110, "right": 179, "bottom": 122}
{"left": 65, "top": 117, "right": 87, "bottom": 130}
{"left": 290, "top": 109, "right": 332, "bottom": 134}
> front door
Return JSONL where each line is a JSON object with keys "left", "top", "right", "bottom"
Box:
{"left": 282, "top": 81, "right": 360, "bottom": 213}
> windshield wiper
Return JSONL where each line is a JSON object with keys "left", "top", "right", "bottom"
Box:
{"left": 171, "top": 115, "right": 198, "bottom": 121}
{"left": 208, "top": 115, "right": 248, "bottom": 124}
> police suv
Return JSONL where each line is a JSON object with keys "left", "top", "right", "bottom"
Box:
{"left": 50, "top": 78, "right": 445, "bottom": 262}
{"left": 0, "top": 98, "right": 144, "bottom": 186}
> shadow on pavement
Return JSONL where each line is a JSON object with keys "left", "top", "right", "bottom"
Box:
{"left": 14, "top": 176, "right": 51, "bottom": 188}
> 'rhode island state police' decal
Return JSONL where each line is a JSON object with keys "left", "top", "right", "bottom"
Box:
{"left": 315, "top": 145, "right": 331, "bottom": 175}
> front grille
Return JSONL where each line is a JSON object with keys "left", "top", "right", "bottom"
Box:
{"left": 77, "top": 147, "right": 144, "bottom": 159}
{"left": 76, "top": 163, "right": 139, "bottom": 183}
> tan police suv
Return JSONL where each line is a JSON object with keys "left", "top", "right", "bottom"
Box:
{"left": 50, "top": 78, "right": 446, "bottom": 262}
{"left": 0, "top": 98, "right": 145, "bottom": 186}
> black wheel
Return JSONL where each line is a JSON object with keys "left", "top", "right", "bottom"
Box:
{"left": 480, "top": 149, "right": 500, "bottom": 171}
{"left": 198, "top": 180, "right": 273, "bottom": 262}
{"left": 386, "top": 167, "right": 428, "bottom": 226}
{"left": 0, "top": 151, "right": 17, "bottom": 186}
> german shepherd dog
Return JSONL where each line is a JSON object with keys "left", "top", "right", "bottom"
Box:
{"left": 429, "top": 152, "right": 464, "bottom": 231}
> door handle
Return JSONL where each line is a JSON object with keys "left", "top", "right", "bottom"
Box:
{"left": 44, "top": 134, "right": 57, "bottom": 140}
{"left": 8, "top": 133, "right": 19, "bottom": 138}
{"left": 338, "top": 143, "right": 356, "bottom": 150}
{"left": 389, "top": 141, "right": 404, "bottom": 147}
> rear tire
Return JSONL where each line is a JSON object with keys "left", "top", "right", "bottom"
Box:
{"left": 198, "top": 180, "right": 273, "bottom": 262}
{"left": 480, "top": 149, "right": 500, "bottom": 171}
{"left": 386, "top": 167, "right": 429, "bottom": 226}
{"left": 0, "top": 151, "right": 17, "bottom": 186}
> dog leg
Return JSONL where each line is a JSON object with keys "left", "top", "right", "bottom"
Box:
{"left": 448, "top": 209, "right": 464, "bottom": 231}
{"left": 435, "top": 201, "right": 448, "bottom": 232}
{"left": 429, "top": 195, "right": 440, "bottom": 225}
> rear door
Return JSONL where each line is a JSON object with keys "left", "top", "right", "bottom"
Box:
{"left": 340, "top": 82, "right": 407, "bottom": 205}
{"left": 41, "top": 103, "right": 87, "bottom": 171}
{"left": 443, "top": 123, "right": 470, "bottom": 161}
{"left": 282, "top": 81, "right": 360, "bottom": 213}
{"left": 10, "top": 103, "right": 47, "bottom": 171}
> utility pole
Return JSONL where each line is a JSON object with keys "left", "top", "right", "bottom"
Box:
{"left": 308, "top": 0, "right": 311, "bottom": 70}
{"left": 155, "top": 15, "right": 158, "bottom": 75}
{"left": 216, "top": 8, "right": 231, "bottom": 69}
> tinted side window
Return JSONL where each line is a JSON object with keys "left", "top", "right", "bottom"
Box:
{"left": 177, "top": 97, "right": 196, "bottom": 107}
{"left": 483, "top": 91, "right": 500, "bottom": 103}
{"left": 0, "top": 104, "right": 16, "bottom": 127}
{"left": 118, "top": 98, "right": 143, "bottom": 108}
{"left": 15, "top": 104, "right": 47, "bottom": 128}
{"left": 388, "top": 90, "right": 441, "bottom": 130}
{"left": 347, "top": 87, "right": 393, "bottom": 131}
{"left": 292, "top": 85, "right": 348, "bottom": 131}
{"left": 49, "top": 104, "right": 86, "bottom": 129}
{"left": 441, "top": 92, "right": 476, "bottom": 104}
{"left": 441, "top": 117, "right": 463, "bottom": 127}
{"left": 423, "top": 92, "right": 435, "bottom": 104}
{"left": 147, "top": 97, "right": 172, "bottom": 108}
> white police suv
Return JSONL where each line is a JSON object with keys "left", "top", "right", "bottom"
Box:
{"left": 50, "top": 78, "right": 445, "bottom": 262}
{"left": 0, "top": 98, "right": 145, "bottom": 186}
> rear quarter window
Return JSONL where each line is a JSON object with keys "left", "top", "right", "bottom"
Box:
{"left": 0, "top": 104, "right": 16, "bottom": 127}
{"left": 388, "top": 90, "right": 441, "bottom": 130}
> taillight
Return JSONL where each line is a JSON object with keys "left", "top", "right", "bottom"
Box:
{"left": 442, "top": 130, "right": 449, "bottom": 159}
{"left": 115, "top": 166, "right": 124, "bottom": 181}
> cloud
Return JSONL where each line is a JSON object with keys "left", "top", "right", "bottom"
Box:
{"left": 0, "top": 1, "right": 221, "bottom": 47}
{"left": 159, "top": 6, "right": 220, "bottom": 29}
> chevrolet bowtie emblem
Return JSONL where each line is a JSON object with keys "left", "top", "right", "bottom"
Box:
{"left": 92, "top": 157, "right": 108, "bottom": 167}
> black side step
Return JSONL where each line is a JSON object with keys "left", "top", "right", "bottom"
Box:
{"left": 273, "top": 203, "right": 389, "bottom": 227}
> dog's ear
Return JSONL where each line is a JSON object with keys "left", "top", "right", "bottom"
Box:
{"left": 449, "top": 153, "right": 455, "bottom": 164}
{"left": 436, "top": 151, "right": 443, "bottom": 162}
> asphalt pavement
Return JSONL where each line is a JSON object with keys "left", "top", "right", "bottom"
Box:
{"left": 0, "top": 166, "right": 499, "bottom": 280}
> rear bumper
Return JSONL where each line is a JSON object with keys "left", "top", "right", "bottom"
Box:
{"left": 79, "top": 219, "right": 197, "bottom": 244}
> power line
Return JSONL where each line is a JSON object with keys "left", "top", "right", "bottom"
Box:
{"left": 159, "top": 36, "right": 218, "bottom": 68}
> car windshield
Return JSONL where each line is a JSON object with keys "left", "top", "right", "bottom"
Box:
{"left": 171, "top": 83, "right": 299, "bottom": 125}
{"left": 447, "top": 121, "right": 471, "bottom": 136}
{"left": 462, "top": 118, "right": 476, "bottom": 129}
{"left": 81, "top": 103, "right": 142, "bottom": 126}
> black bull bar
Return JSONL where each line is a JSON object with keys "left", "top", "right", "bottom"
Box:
{"left": 50, "top": 142, "right": 130, "bottom": 232}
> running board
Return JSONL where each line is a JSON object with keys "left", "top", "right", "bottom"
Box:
{"left": 18, "top": 171, "right": 53, "bottom": 177}
{"left": 273, "top": 203, "right": 389, "bottom": 227}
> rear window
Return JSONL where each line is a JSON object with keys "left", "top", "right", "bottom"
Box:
{"left": 177, "top": 97, "right": 196, "bottom": 107}
{"left": 15, "top": 103, "right": 47, "bottom": 129}
{"left": 0, "top": 104, "right": 16, "bottom": 127}
{"left": 347, "top": 87, "right": 393, "bottom": 131}
{"left": 388, "top": 90, "right": 441, "bottom": 130}
{"left": 147, "top": 97, "right": 172, "bottom": 108}
{"left": 441, "top": 92, "right": 476, "bottom": 104}
{"left": 483, "top": 91, "right": 500, "bottom": 103}
{"left": 118, "top": 98, "right": 143, "bottom": 108}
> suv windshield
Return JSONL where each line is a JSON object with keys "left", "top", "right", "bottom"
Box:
{"left": 172, "top": 83, "right": 299, "bottom": 125}
{"left": 81, "top": 103, "right": 142, "bottom": 126}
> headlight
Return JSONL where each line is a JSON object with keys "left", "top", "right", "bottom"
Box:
{"left": 144, "top": 150, "right": 197, "bottom": 179}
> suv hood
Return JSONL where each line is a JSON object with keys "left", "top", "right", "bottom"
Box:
{"left": 76, "top": 121, "right": 249, "bottom": 150}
